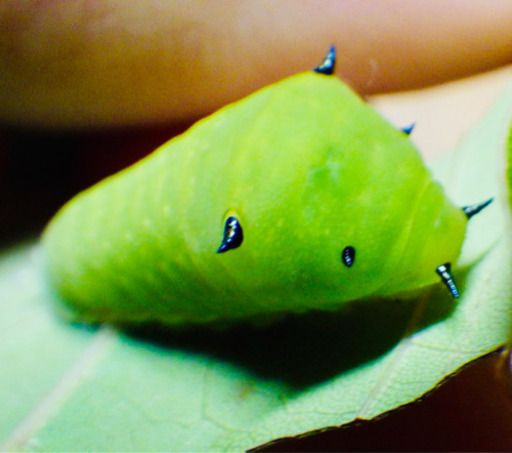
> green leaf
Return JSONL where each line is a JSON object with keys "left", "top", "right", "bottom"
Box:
{"left": 2, "top": 85, "right": 512, "bottom": 452}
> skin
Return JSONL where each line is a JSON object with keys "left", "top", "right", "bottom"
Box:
{"left": 0, "top": 0, "right": 511, "bottom": 129}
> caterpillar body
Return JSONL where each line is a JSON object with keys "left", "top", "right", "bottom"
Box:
{"left": 43, "top": 47, "right": 491, "bottom": 326}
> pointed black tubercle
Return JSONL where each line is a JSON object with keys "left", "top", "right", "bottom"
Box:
{"left": 216, "top": 216, "right": 243, "bottom": 253}
{"left": 401, "top": 123, "right": 416, "bottom": 135}
{"left": 313, "top": 45, "right": 336, "bottom": 75}
{"left": 435, "top": 198, "right": 493, "bottom": 299}
{"left": 462, "top": 198, "right": 493, "bottom": 220}
{"left": 436, "top": 263, "right": 460, "bottom": 299}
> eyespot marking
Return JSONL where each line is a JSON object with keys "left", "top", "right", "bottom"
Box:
{"left": 342, "top": 246, "right": 355, "bottom": 267}
{"left": 216, "top": 215, "right": 243, "bottom": 253}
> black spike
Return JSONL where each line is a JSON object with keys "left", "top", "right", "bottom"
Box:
{"left": 462, "top": 198, "right": 493, "bottom": 220}
{"left": 400, "top": 123, "right": 416, "bottom": 135}
{"left": 313, "top": 45, "right": 336, "bottom": 75}
{"left": 436, "top": 263, "right": 460, "bottom": 299}
{"left": 216, "top": 216, "right": 243, "bottom": 253}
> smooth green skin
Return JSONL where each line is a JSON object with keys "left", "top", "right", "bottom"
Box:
{"left": 43, "top": 72, "right": 467, "bottom": 326}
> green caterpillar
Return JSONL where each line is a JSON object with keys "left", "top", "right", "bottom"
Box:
{"left": 43, "top": 47, "right": 491, "bottom": 326}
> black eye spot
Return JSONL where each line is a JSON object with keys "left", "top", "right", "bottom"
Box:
{"left": 342, "top": 246, "right": 355, "bottom": 267}
{"left": 216, "top": 216, "right": 243, "bottom": 253}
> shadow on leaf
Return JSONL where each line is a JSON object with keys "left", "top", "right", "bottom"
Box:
{"left": 122, "top": 280, "right": 459, "bottom": 388}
